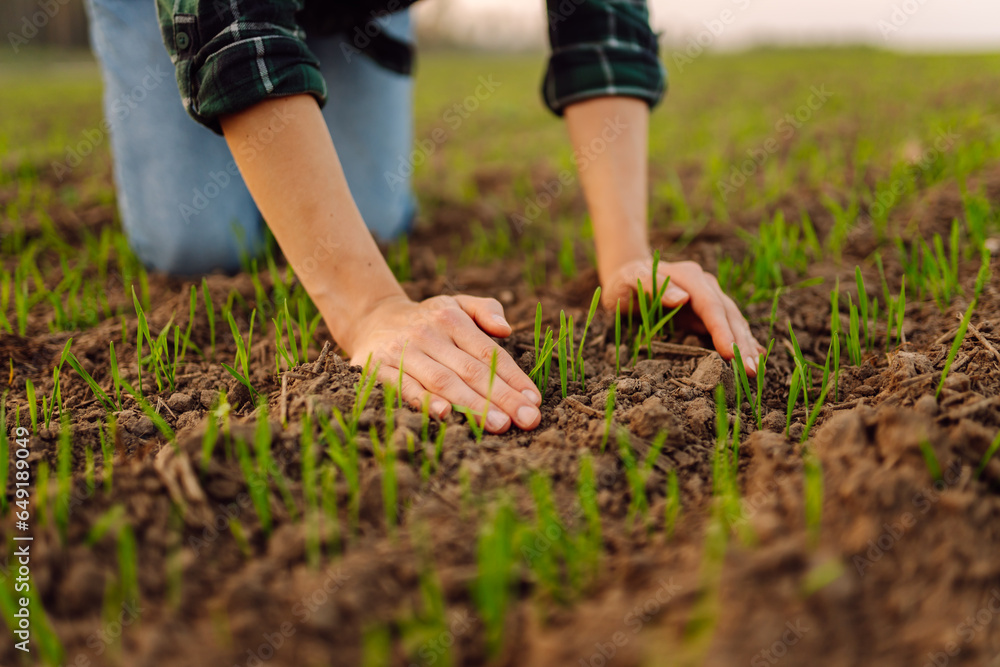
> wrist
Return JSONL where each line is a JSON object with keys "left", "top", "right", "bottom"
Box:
{"left": 597, "top": 242, "right": 652, "bottom": 286}
{"left": 317, "top": 282, "right": 409, "bottom": 355}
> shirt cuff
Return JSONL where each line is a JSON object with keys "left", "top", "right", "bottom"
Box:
{"left": 190, "top": 36, "right": 327, "bottom": 133}
{"left": 158, "top": 1, "right": 327, "bottom": 135}
{"left": 543, "top": 43, "right": 667, "bottom": 116}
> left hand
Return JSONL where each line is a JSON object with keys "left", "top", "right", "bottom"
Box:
{"left": 601, "top": 256, "right": 766, "bottom": 374}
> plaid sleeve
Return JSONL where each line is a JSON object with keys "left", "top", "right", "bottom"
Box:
{"left": 156, "top": 0, "right": 327, "bottom": 134}
{"left": 542, "top": 0, "right": 666, "bottom": 116}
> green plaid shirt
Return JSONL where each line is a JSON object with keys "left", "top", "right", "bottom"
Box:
{"left": 157, "top": 0, "right": 666, "bottom": 134}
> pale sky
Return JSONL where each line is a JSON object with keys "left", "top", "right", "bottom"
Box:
{"left": 415, "top": 0, "right": 1000, "bottom": 51}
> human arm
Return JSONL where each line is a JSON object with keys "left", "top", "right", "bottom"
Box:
{"left": 220, "top": 95, "right": 541, "bottom": 432}
{"left": 563, "top": 96, "right": 765, "bottom": 373}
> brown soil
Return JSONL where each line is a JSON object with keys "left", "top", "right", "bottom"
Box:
{"left": 2, "top": 162, "right": 1000, "bottom": 667}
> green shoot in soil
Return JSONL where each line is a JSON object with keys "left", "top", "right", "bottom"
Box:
{"left": 918, "top": 438, "right": 943, "bottom": 482}
{"left": 600, "top": 383, "right": 616, "bottom": 453}
{"left": 577, "top": 455, "right": 603, "bottom": 578}
{"left": 25, "top": 377, "right": 37, "bottom": 433}
{"left": 616, "top": 429, "right": 649, "bottom": 528}
{"left": 575, "top": 286, "right": 601, "bottom": 390}
{"left": 665, "top": 469, "right": 681, "bottom": 539}
{"left": 614, "top": 298, "right": 621, "bottom": 375}
{"left": 801, "top": 359, "right": 832, "bottom": 443}
{"left": 803, "top": 449, "right": 824, "bottom": 548}
{"left": 558, "top": 309, "right": 569, "bottom": 398}
{"left": 65, "top": 345, "right": 120, "bottom": 413}
{"left": 937, "top": 251, "right": 991, "bottom": 398}
{"left": 223, "top": 309, "right": 260, "bottom": 404}
{"left": 786, "top": 365, "right": 801, "bottom": 437}
{"left": 974, "top": 429, "right": 1000, "bottom": 480}
{"left": 201, "top": 277, "right": 216, "bottom": 359}
{"left": 635, "top": 273, "right": 683, "bottom": 360}
{"left": 474, "top": 500, "right": 519, "bottom": 657}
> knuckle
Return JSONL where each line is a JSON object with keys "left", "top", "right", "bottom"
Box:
{"left": 433, "top": 307, "right": 462, "bottom": 328}
{"left": 411, "top": 322, "right": 435, "bottom": 341}
{"left": 490, "top": 386, "right": 521, "bottom": 411}
{"left": 476, "top": 343, "right": 507, "bottom": 366}
{"left": 459, "top": 357, "right": 487, "bottom": 383}
{"left": 371, "top": 352, "right": 393, "bottom": 370}
{"left": 426, "top": 367, "right": 455, "bottom": 393}
{"left": 384, "top": 339, "right": 405, "bottom": 358}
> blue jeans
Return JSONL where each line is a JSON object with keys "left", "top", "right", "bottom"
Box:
{"left": 84, "top": 0, "right": 416, "bottom": 274}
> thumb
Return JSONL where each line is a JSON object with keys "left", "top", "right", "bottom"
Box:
{"left": 453, "top": 295, "right": 512, "bottom": 337}
{"left": 601, "top": 274, "right": 635, "bottom": 311}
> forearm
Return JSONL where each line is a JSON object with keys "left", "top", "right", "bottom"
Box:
{"left": 219, "top": 94, "right": 405, "bottom": 351}
{"left": 564, "top": 96, "right": 652, "bottom": 283}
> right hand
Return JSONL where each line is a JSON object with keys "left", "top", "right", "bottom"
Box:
{"left": 342, "top": 294, "right": 542, "bottom": 434}
{"left": 601, "top": 257, "right": 766, "bottom": 375}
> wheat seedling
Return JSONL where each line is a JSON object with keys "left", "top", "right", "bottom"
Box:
{"left": 575, "top": 286, "right": 601, "bottom": 390}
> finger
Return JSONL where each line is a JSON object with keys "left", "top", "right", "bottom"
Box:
{"left": 376, "top": 364, "right": 451, "bottom": 419}
{"left": 685, "top": 279, "right": 739, "bottom": 359}
{"left": 401, "top": 349, "right": 514, "bottom": 434}
{"left": 712, "top": 284, "right": 763, "bottom": 376}
{"left": 601, "top": 283, "right": 633, "bottom": 311}
{"left": 453, "top": 295, "right": 512, "bottom": 338}
{"left": 424, "top": 343, "right": 541, "bottom": 431}
{"left": 448, "top": 318, "right": 542, "bottom": 406}
{"left": 657, "top": 275, "right": 691, "bottom": 309}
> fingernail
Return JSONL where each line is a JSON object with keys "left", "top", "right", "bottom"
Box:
{"left": 744, "top": 356, "right": 758, "bottom": 375}
{"left": 664, "top": 284, "right": 688, "bottom": 303}
{"left": 431, "top": 400, "right": 449, "bottom": 417}
{"left": 522, "top": 389, "right": 542, "bottom": 405}
{"left": 486, "top": 409, "right": 508, "bottom": 431}
{"left": 517, "top": 405, "right": 540, "bottom": 427}
{"left": 492, "top": 314, "right": 510, "bottom": 328}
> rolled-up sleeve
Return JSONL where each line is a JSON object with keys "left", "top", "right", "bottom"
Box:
{"left": 542, "top": 0, "right": 666, "bottom": 116}
{"left": 156, "top": 0, "right": 326, "bottom": 134}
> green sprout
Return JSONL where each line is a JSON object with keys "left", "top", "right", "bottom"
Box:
{"left": 635, "top": 272, "right": 683, "bottom": 361}
{"left": 201, "top": 277, "right": 216, "bottom": 359}
{"left": 800, "top": 357, "right": 832, "bottom": 443}
{"left": 855, "top": 266, "right": 871, "bottom": 352}
{"left": 664, "top": 469, "right": 681, "bottom": 539}
{"left": 600, "top": 383, "right": 616, "bottom": 453}
{"left": 918, "top": 438, "right": 943, "bottom": 482}
{"left": 558, "top": 309, "right": 569, "bottom": 398}
{"left": 732, "top": 340, "right": 773, "bottom": 431}
{"left": 575, "top": 286, "right": 601, "bottom": 390}
{"left": 974, "top": 429, "right": 1000, "bottom": 480}
{"left": 614, "top": 298, "right": 622, "bottom": 375}
{"left": 474, "top": 500, "right": 520, "bottom": 656}
{"left": 803, "top": 449, "right": 824, "bottom": 547}
{"left": 577, "top": 454, "right": 603, "bottom": 578}
{"left": 937, "top": 251, "right": 991, "bottom": 398}
{"left": 223, "top": 309, "right": 259, "bottom": 404}
{"left": 830, "top": 283, "right": 841, "bottom": 401}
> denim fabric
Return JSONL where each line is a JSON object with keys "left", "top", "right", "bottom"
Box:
{"left": 84, "top": 0, "right": 416, "bottom": 274}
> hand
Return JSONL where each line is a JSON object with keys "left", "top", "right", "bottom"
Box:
{"left": 342, "top": 294, "right": 543, "bottom": 434}
{"left": 601, "top": 256, "right": 766, "bottom": 374}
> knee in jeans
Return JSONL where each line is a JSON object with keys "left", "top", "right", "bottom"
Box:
{"left": 131, "top": 218, "right": 262, "bottom": 276}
